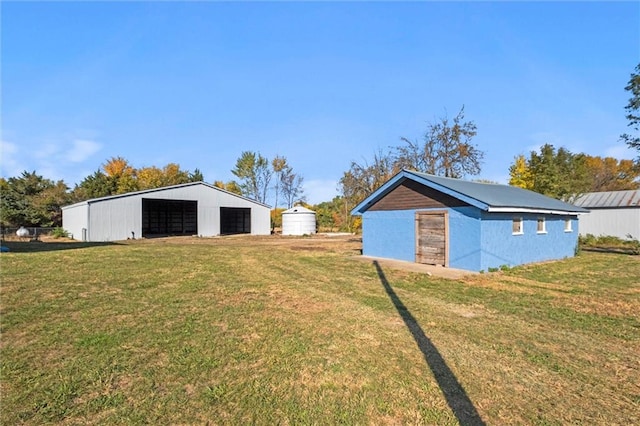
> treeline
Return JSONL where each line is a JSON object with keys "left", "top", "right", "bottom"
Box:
{"left": 74, "top": 157, "right": 203, "bottom": 200}
{"left": 0, "top": 158, "right": 204, "bottom": 228}
{"left": 0, "top": 153, "right": 306, "bottom": 229}
{"left": 509, "top": 144, "right": 639, "bottom": 199}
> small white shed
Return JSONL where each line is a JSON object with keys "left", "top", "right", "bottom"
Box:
{"left": 573, "top": 190, "right": 640, "bottom": 239}
{"left": 281, "top": 206, "right": 316, "bottom": 236}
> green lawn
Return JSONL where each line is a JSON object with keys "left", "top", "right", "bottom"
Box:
{"left": 1, "top": 236, "right": 639, "bottom": 424}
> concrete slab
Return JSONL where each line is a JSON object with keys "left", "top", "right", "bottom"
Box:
{"left": 352, "top": 255, "right": 477, "bottom": 280}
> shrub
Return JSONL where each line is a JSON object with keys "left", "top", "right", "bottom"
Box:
{"left": 51, "top": 227, "right": 69, "bottom": 239}
{"left": 579, "top": 233, "right": 640, "bottom": 255}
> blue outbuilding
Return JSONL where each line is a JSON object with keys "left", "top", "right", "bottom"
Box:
{"left": 351, "top": 170, "right": 588, "bottom": 272}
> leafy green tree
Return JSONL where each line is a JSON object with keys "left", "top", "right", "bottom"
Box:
{"left": 509, "top": 144, "right": 590, "bottom": 199}
{"left": 32, "top": 180, "right": 72, "bottom": 227}
{"left": 162, "top": 163, "right": 191, "bottom": 186}
{"left": 508, "top": 155, "right": 534, "bottom": 190}
{"left": 103, "top": 156, "right": 138, "bottom": 194}
{"left": 72, "top": 170, "right": 117, "bottom": 200}
{"left": 213, "top": 180, "right": 243, "bottom": 195}
{"left": 136, "top": 166, "right": 165, "bottom": 190}
{"left": 313, "top": 200, "right": 337, "bottom": 231}
{"left": 313, "top": 196, "right": 356, "bottom": 232}
{"left": 0, "top": 171, "right": 70, "bottom": 227}
{"left": 510, "top": 148, "right": 639, "bottom": 195}
{"left": 272, "top": 155, "right": 287, "bottom": 209}
{"left": 395, "top": 106, "right": 484, "bottom": 178}
{"left": 621, "top": 63, "right": 640, "bottom": 160}
{"left": 231, "top": 151, "right": 272, "bottom": 203}
{"left": 189, "top": 168, "right": 204, "bottom": 182}
{"left": 583, "top": 155, "right": 640, "bottom": 191}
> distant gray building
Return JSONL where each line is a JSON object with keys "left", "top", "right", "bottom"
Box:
{"left": 573, "top": 190, "right": 640, "bottom": 240}
{"left": 62, "top": 182, "right": 271, "bottom": 242}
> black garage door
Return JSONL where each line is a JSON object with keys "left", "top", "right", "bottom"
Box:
{"left": 142, "top": 199, "right": 197, "bottom": 237}
{"left": 220, "top": 207, "right": 251, "bottom": 234}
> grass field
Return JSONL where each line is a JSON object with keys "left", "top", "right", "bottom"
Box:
{"left": 1, "top": 235, "right": 639, "bottom": 424}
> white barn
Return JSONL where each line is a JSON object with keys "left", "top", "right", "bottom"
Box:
{"left": 62, "top": 182, "right": 271, "bottom": 242}
{"left": 573, "top": 190, "right": 640, "bottom": 240}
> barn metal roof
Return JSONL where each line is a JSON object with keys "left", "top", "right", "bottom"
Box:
{"left": 351, "top": 169, "right": 588, "bottom": 215}
{"left": 572, "top": 190, "right": 640, "bottom": 209}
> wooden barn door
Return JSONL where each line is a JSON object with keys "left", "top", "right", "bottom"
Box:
{"left": 415, "top": 211, "right": 449, "bottom": 267}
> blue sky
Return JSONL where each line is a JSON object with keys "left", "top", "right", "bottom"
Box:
{"left": 2, "top": 1, "right": 638, "bottom": 205}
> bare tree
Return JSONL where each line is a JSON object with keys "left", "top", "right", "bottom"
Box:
{"left": 338, "top": 150, "right": 397, "bottom": 231}
{"left": 280, "top": 166, "right": 305, "bottom": 208}
{"left": 339, "top": 150, "right": 396, "bottom": 206}
{"left": 394, "top": 106, "right": 484, "bottom": 178}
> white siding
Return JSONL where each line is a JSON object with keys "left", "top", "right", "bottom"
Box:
{"left": 251, "top": 205, "right": 271, "bottom": 236}
{"left": 88, "top": 196, "right": 142, "bottom": 242}
{"left": 62, "top": 203, "right": 88, "bottom": 241}
{"left": 62, "top": 183, "right": 271, "bottom": 242}
{"left": 579, "top": 208, "right": 640, "bottom": 240}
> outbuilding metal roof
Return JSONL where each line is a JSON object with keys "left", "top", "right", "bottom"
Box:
{"left": 573, "top": 190, "right": 640, "bottom": 209}
{"left": 352, "top": 169, "right": 588, "bottom": 215}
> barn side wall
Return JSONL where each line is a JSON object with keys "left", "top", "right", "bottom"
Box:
{"left": 88, "top": 197, "right": 142, "bottom": 242}
{"left": 479, "top": 213, "right": 579, "bottom": 271}
{"left": 578, "top": 208, "right": 640, "bottom": 240}
{"left": 61, "top": 203, "right": 88, "bottom": 241}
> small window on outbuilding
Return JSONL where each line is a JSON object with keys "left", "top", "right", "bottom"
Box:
{"left": 564, "top": 218, "right": 573, "bottom": 232}
{"left": 537, "top": 217, "right": 546, "bottom": 234}
{"left": 512, "top": 217, "right": 523, "bottom": 235}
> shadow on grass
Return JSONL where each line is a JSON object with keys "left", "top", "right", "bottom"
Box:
{"left": 374, "top": 260, "right": 485, "bottom": 426}
{"left": 0, "top": 240, "right": 119, "bottom": 253}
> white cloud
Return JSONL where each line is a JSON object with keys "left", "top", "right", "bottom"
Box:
{"left": 1, "top": 140, "right": 18, "bottom": 155}
{"left": 304, "top": 179, "right": 339, "bottom": 205}
{"left": 67, "top": 139, "right": 102, "bottom": 163}
{"left": 34, "top": 143, "right": 61, "bottom": 159}
{"left": 0, "top": 140, "right": 26, "bottom": 177}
